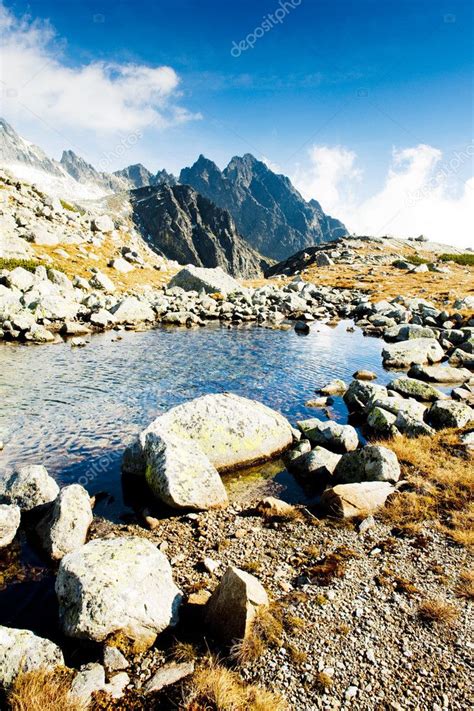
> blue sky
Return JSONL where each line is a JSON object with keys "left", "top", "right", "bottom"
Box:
{"left": 1, "top": 0, "right": 473, "bottom": 242}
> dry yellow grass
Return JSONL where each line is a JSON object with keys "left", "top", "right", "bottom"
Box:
{"left": 455, "top": 569, "right": 474, "bottom": 601}
{"left": 376, "top": 429, "right": 474, "bottom": 546}
{"left": 7, "top": 668, "right": 80, "bottom": 711}
{"left": 185, "top": 658, "right": 287, "bottom": 711}
{"left": 418, "top": 598, "right": 459, "bottom": 626}
{"left": 230, "top": 605, "right": 284, "bottom": 665}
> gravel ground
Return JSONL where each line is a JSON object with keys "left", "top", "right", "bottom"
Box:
{"left": 89, "top": 487, "right": 473, "bottom": 710}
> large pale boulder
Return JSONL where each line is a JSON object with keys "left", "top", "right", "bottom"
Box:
{"left": 205, "top": 566, "right": 268, "bottom": 643}
{"left": 297, "top": 418, "right": 358, "bottom": 453}
{"left": 169, "top": 265, "right": 243, "bottom": 295}
{"left": 408, "top": 364, "right": 472, "bottom": 383}
{"left": 89, "top": 270, "right": 115, "bottom": 292}
{"left": 289, "top": 446, "right": 341, "bottom": 481}
{"left": 382, "top": 338, "right": 444, "bottom": 368}
{"left": 334, "top": 445, "right": 400, "bottom": 484}
{"left": 91, "top": 215, "right": 114, "bottom": 233}
{"left": 56, "top": 537, "right": 182, "bottom": 649}
{"left": 5, "top": 267, "right": 35, "bottom": 292}
{"left": 371, "top": 396, "right": 426, "bottom": 421}
{"left": 123, "top": 393, "right": 293, "bottom": 475}
{"left": 0, "top": 505, "right": 21, "bottom": 548}
{"left": 427, "top": 400, "right": 474, "bottom": 429}
{"left": 111, "top": 296, "right": 155, "bottom": 324}
{"left": 321, "top": 481, "right": 395, "bottom": 518}
{"left": 143, "top": 430, "right": 228, "bottom": 510}
{"left": 0, "top": 626, "right": 64, "bottom": 689}
{"left": 388, "top": 376, "right": 447, "bottom": 402}
{"left": 0, "top": 465, "right": 59, "bottom": 511}
{"left": 36, "top": 484, "right": 93, "bottom": 560}
{"left": 0, "top": 284, "right": 22, "bottom": 320}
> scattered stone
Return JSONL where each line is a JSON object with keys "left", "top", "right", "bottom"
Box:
{"left": 321, "top": 481, "right": 395, "bottom": 518}
{"left": 205, "top": 566, "right": 269, "bottom": 643}
{"left": 169, "top": 265, "right": 243, "bottom": 295}
{"left": 427, "top": 400, "right": 474, "bottom": 429}
{"left": 353, "top": 370, "right": 377, "bottom": 380}
{"left": 144, "top": 661, "right": 195, "bottom": 694}
{"left": 388, "top": 376, "right": 447, "bottom": 402}
{"left": 256, "top": 497, "right": 297, "bottom": 518}
{"left": 297, "top": 418, "right": 359, "bottom": 453}
{"left": 318, "top": 379, "right": 347, "bottom": 395}
{"left": 91, "top": 215, "right": 114, "bottom": 233}
{"left": 334, "top": 445, "right": 401, "bottom": 484}
{"left": 104, "top": 646, "right": 129, "bottom": 673}
{"left": 36, "top": 484, "right": 93, "bottom": 560}
{"left": 89, "top": 270, "right": 115, "bottom": 292}
{"left": 289, "top": 446, "right": 341, "bottom": 481}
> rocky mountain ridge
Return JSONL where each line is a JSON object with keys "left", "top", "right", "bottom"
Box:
{"left": 180, "top": 153, "right": 347, "bottom": 260}
{"left": 130, "top": 183, "right": 267, "bottom": 278}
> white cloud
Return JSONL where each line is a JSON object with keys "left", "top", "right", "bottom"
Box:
{"left": 293, "top": 143, "right": 474, "bottom": 248}
{"left": 293, "top": 145, "right": 362, "bottom": 211}
{"left": 0, "top": 3, "right": 200, "bottom": 134}
{"left": 260, "top": 155, "right": 282, "bottom": 173}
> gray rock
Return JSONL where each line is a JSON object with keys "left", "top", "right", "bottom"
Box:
{"left": 56, "top": 537, "right": 182, "bottom": 649}
{"left": 334, "top": 445, "right": 400, "bottom": 484}
{"left": 382, "top": 338, "right": 444, "bottom": 368}
{"left": 70, "top": 663, "right": 107, "bottom": 705}
{"left": 25, "top": 324, "right": 56, "bottom": 343}
{"left": 169, "top": 265, "right": 243, "bottom": 295}
{"left": 408, "top": 363, "right": 472, "bottom": 383}
{"left": 394, "top": 411, "right": 435, "bottom": 437}
{"left": 321, "top": 481, "right": 395, "bottom": 518}
{"left": 284, "top": 439, "right": 312, "bottom": 465}
{"left": 318, "top": 379, "right": 347, "bottom": 395}
{"left": 36, "top": 484, "right": 93, "bottom": 560}
{"left": 289, "top": 446, "right": 341, "bottom": 481}
{"left": 0, "top": 625, "right": 64, "bottom": 689}
{"left": 367, "top": 406, "right": 397, "bottom": 433}
{"left": 143, "top": 429, "right": 228, "bottom": 510}
{"left": 89, "top": 270, "right": 115, "bottom": 292}
{"left": 388, "top": 376, "right": 447, "bottom": 402}
{"left": 0, "top": 504, "right": 21, "bottom": 548}
{"left": 109, "top": 257, "right": 134, "bottom": 273}
{"left": 385, "top": 324, "right": 436, "bottom": 341}
{"left": 104, "top": 646, "right": 129, "bottom": 673}
{"left": 124, "top": 393, "right": 293, "bottom": 475}
{"left": 0, "top": 465, "right": 59, "bottom": 511}
{"left": 427, "top": 400, "right": 474, "bottom": 429}
{"left": 205, "top": 566, "right": 269, "bottom": 643}
{"left": 297, "top": 418, "right": 359, "bottom": 453}
{"left": 371, "top": 395, "right": 427, "bottom": 421}
{"left": 111, "top": 296, "right": 155, "bottom": 324}
{"left": 91, "top": 215, "right": 115, "bottom": 233}
{"left": 344, "top": 380, "right": 388, "bottom": 413}
{"left": 144, "top": 661, "right": 195, "bottom": 694}
{"left": 5, "top": 266, "right": 35, "bottom": 292}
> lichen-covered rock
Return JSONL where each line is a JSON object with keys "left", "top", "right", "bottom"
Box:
{"left": 367, "top": 406, "right": 397, "bottom": 433}
{"left": 0, "top": 465, "right": 59, "bottom": 511}
{"left": 205, "top": 566, "right": 268, "bottom": 643}
{"left": 388, "top": 376, "right": 447, "bottom": 402}
{"left": 297, "top": 418, "right": 358, "bottom": 453}
{"left": 169, "top": 265, "right": 243, "bottom": 295}
{"left": 344, "top": 380, "right": 388, "bottom": 413}
{"left": 321, "top": 481, "right": 395, "bottom": 518}
{"left": 334, "top": 445, "right": 400, "bottom": 484}
{"left": 56, "top": 537, "right": 182, "bottom": 649}
{"left": 0, "top": 505, "right": 20, "bottom": 548}
{"left": 123, "top": 393, "right": 293, "bottom": 475}
{"left": 143, "top": 429, "right": 228, "bottom": 510}
{"left": 36, "top": 484, "right": 93, "bottom": 560}
{"left": 394, "top": 411, "right": 435, "bottom": 437}
{"left": 427, "top": 400, "right": 474, "bottom": 429}
{"left": 371, "top": 396, "right": 426, "bottom": 421}
{"left": 0, "top": 626, "right": 64, "bottom": 689}
{"left": 382, "top": 338, "right": 444, "bottom": 368}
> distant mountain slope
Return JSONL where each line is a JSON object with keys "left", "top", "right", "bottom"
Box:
{"left": 113, "top": 164, "right": 177, "bottom": 189}
{"left": 180, "top": 153, "right": 347, "bottom": 260}
{"left": 130, "top": 183, "right": 268, "bottom": 278}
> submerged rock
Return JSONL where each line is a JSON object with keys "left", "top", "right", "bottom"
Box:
{"left": 205, "top": 566, "right": 269, "bottom": 643}
{"left": 0, "top": 505, "right": 21, "bottom": 548}
{"left": 321, "top": 481, "right": 395, "bottom": 518}
{"left": 0, "top": 625, "right": 64, "bottom": 689}
{"left": 36, "top": 484, "right": 93, "bottom": 560}
{"left": 124, "top": 393, "right": 293, "bottom": 474}
{"left": 0, "top": 465, "right": 59, "bottom": 512}
{"left": 56, "top": 537, "right": 182, "bottom": 649}
{"left": 143, "top": 429, "right": 228, "bottom": 510}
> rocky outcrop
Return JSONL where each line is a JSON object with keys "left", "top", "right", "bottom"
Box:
{"left": 130, "top": 184, "right": 267, "bottom": 278}
{"left": 56, "top": 538, "right": 182, "bottom": 649}
{"left": 0, "top": 626, "right": 64, "bottom": 689}
{"left": 205, "top": 566, "right": 269, "bottom": 643}
{"left": 0, "top": 465, "right": 59, "bottom": 511}
{"left": 180, "top": 154, "right": 347, "bottom": 261}
{"left": 124, "top": 393, "right": 294, "bottom": 475}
